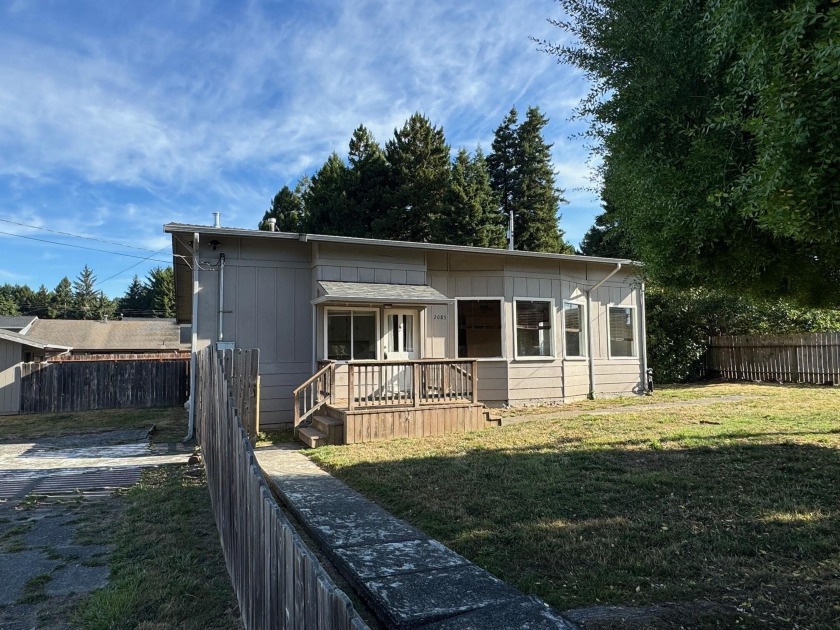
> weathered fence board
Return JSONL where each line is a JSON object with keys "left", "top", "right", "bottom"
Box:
{"left": 707, "top": 332, "right": 840, "bottom": 384}
{"left": 195, "top": 346, "right": 367, "bottom": 630}
{"left": 19, "top": 357, "right": 189, "bottom": 414}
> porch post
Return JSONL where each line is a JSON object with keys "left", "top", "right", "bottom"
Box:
{"left": 413, "top": 362, "right": 421, "bottom": 408}
{"left": 348, "top": 364, "right": 355, "bottom": 410}
{"left": 471, "top": 360, "right": 479, "bottom": 404}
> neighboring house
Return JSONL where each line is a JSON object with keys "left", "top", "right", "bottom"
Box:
{"left": 23, "top": 319, "right": 190, "bottom": 355}
{"left": 0, "top": 316, "right": 39, "bottom": 335}
{"left": 0, "top": 328, "right": 69, "bottom": 415}
{"left": 166, "top": 222, "right": 647, "bottom": 442}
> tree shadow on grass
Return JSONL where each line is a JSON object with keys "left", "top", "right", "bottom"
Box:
{"left": 321, "top": 442, "right": 840, "bottom": 628}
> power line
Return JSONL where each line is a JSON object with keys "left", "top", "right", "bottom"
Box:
{"left": 0, "top": 218, "right": 161, "bottom": 253}
{"left": 0, "top": 229, "right": 172, "bottom": 263}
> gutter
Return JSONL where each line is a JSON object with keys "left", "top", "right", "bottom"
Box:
{"left": 639, "top": 280, "right": 649, "bottom": 393}
{"left": 185, "top": 232, "right": 199, "bottom": 442}
{"left": 585, "top": 263, "right": 622, "bottom": 399}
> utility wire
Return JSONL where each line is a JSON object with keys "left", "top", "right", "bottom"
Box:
{"left": 0, "top": 217, "right": 162, "bottom": 253}
{"left": 0, "top": 229, "right": 172, "bottom": 263}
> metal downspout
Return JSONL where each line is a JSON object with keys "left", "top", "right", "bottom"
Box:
{"left": 218, "top": 253, "right": 225, "bottom": 341}
{"left": 639, "top": 280, "right": 648, "bottom": 393}
{"left": 185, "top": 232, "right": 200, "bottom": 441}
{"left": 585, "top": 262, "right": 623, "bottom": 399}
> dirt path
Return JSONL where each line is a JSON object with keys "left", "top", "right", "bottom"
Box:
{"left": 0, "top": 430, "right": 192, "bottom": 628}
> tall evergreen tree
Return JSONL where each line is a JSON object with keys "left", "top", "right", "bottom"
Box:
{"left": 259, "top": 183, "right": 305, "bottom": 232}
{"left": 346, "top": 125, "right": 389, "bottom": 238}
{"left": 118, "top": 275, "right": 150, "bottom": 316}
{"left": 52, "top": 277, "right": 73, "bottom": 319}
{"left": 146, "top": 267, "right": 175, "bottom": 318}
{"left": 487, "top": 107, "right": 519, "bottom": 220}
{"left": 0, "top": 293, "right": 19, "bottom": 316}
{"left": 376, "top": 113, "right": 451, "bottom": 242}
{"left": 512, "top": 107, "right": 573, "bottom": 253}
{"left": 28, "top": 285, "right": 55, "bottom": 318}
{"left": 73, "top": 265, "right": 99, "bottom": 320}
{"left": 579, "top": 202, "right": 635, "bottom": 259}
{"left": 439, "top": 148, "right": 506, "bottom": 247}
{"left": 302, "top": 153, "right": 351, "bottom": 235}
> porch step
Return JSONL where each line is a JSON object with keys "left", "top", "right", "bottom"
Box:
{"left": 312, "top": 414, "right": 343, "bottom": 445}
{"left": 484, "top": 409, "right": 502, "bottom": 427}
{"left": 298, "top": 426, "right": 328, "bottom": 449}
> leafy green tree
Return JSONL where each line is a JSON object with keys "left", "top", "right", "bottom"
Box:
{"left": 439, "top": 148, "right": 506, "bottom": 247}
{"left": 579, "top": 202, "right": 635, "bottom": 259}
{"left": 259, "top": 183, "right": 305, "bottom": 232}
{"left": 376, "top": 113, "right": 451, "bottom": 242}
{"left": 302, "top": 153, "right": 352, "bottom": 235}
{"left": 346, "top": 125, "right": 389, "bottom": 238}
{"left": 542, "top": 0, "right": 840, "bottom": 305}
{"left": 73, "top": 265, "right": 99, "bottom": 320}
{"left": 146, "top": 267, "right": 175, "bottom": 318}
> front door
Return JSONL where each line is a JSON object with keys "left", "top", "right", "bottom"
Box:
{"left": 383, "top": 309, "right": 419, "bottom": 394}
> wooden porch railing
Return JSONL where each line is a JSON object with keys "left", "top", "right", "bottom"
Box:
{"left": 292, "top": 360, "right": 336, "bottom": 430}
{"left": 347, "top": 359, "right": 478, "bottom": 410}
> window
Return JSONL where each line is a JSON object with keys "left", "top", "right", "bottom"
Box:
{"left": 326, "top": 310, "right": 377, "bottom": 360}
{"left": 515, "top": 300, "right": 553, "bottom": 358}
{"left": 457, "top": 300, "right": 502, "bottom": 358}
{"left": 564, "top": 302, "right": 584, "bottom": 357}
{"left": 608, "top": 306, "right": 635, "bottom": 357}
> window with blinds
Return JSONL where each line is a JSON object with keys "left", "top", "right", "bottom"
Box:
{"left": 564, "top": 302, "right": 584, "bottom": 357}
{"left": 608, "top": 306, "right": 635, "bottom": 357}
{"left": 457, "top": 300, "right": 503, "bottom": 358}
{"left": 515, "top": 300, "right": 552, "bottom": 357}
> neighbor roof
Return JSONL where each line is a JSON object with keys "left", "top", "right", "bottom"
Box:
{"left": 0, "top": 327, "right": 70, "bottom": 352}
{"left": 25, "top": 319, "right": 189, "bottom": 352}
{"left": 0, "top": 316, "right": 38, "bottom": 332}
{"left": 164, "top": 223, "right": 640, "bottom": 267}
{"left": 315, "top": 281, "right": 452, "bottom": 305}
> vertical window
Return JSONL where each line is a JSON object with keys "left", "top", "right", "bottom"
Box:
{"left": 609, "top": 306, "right": 635, "bottom": 357}
{"left": 564, "top": 302, "right": 584, "bottom": 357}
{"left": 457, "top": 300, "right": 502, "bottom": 358}
{"left": 327, "top": 310, "right": 376, "bottom": 360}
{"left": 515, "top": 300, "right": 552, "bottom": 358}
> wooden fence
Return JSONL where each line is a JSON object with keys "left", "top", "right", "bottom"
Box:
{"left": 195, "top": 346, "right": 368, "bottom": 630}
{"left": 707, "top": 333, "right": 840, "bottom": 384}
{"left": 19, "top": 356, "right": 189, "bottom": 414}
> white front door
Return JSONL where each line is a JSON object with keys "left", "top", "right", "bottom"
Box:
{"left": 383, "top": 309, "right": 419, "bottom": 394}
{"left": 384, "top": 310, "right": 419, "bottom": 361}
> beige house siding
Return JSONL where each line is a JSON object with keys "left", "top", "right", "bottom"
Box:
{"left": 0, "top": 339, "right": 21, "bottom": 415}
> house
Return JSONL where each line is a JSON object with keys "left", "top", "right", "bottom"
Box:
{"left": 0, "top": 316, "right": 38, "bottom": 335}
{"left": 166, "top": 222, "right": 647, "bottom": 445}
{"left": 0, "top": 328, "right": 69, "bottom": 415}
{"left": 23, "top": 319, "right": 189, "bottom": 356}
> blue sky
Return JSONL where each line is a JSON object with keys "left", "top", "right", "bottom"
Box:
{"left": 0, "top": 0, "right": 599, "bottom": 298}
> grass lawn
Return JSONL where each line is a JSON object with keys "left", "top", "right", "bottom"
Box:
{"left": 308, "top": 383, "right": 840, "bottom": 629}
{"left": 0, "top": 406, "right": 187, "bottom": 443}
{"left": 74, "top": 464, "right": 241, "bottom": 629}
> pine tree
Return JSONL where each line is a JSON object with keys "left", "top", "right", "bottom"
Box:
{"left": 346, "top": 125, "right": 388, "bottom": 238}
{"left": 146, "top": 267, "right": 175, "bottom": 318}
{"left": 0, "top": 293, "right": 19, "bottom": 316}
{"left": 30, "top": 285, "right": 54, "bottom": 318}
{"left": 52, "top": 277, "right": 73, "bottom": 319}
{"left": 376, "top": 113, "right": 451, "bottom": 242}
{"left": 73, "top": 265, "right": 99, "bottom": 320}
{"left": 487, "top": 107, "right": 519, "bottom": 221}
{"left": 259, "top": 184, "right": 304, "bottom": 232}
{"left": 119, "top": 275, "right": 150, "bottom": 316}
{"left": 439, "top": 148, "right": 505, "bottom": 247}
{"left": 302, "top": 153, "right": 351, "bottom": 235}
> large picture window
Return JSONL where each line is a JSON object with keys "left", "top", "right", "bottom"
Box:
{"left": 457, "top": 299, "right": 502, "bottom": 358}
{"left": 563, "top": 302, "right": 584, "bottom": 357}
{"left": 515, "top": 299, "right": 553, "bottom": 358}
{"left": 608, "top": 306, "right": 635, "bottom": 357}
{"left": 327, "top": 310, "right": 377, "bottom": 360}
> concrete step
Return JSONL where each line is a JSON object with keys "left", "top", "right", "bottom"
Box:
{"left": 298, "top": 426, "right": 328, "bottom": 448}
{"left": 312, "top": 414, "right": 344, "bottom": 445}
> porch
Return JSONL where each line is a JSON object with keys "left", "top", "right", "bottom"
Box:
{"left": 293, "top": 359, "right": 500, "bottom": 447}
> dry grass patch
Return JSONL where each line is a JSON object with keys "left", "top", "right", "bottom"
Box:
{"left": 308, "top": 383, "right": 840, "bottom": 628}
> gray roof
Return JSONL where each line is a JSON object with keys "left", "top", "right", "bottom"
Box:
{"left": 0, "top": 316, "right": 38, "bottom": 332}
{"left": 0, "top": 328, "right": 70, "bottom": 351}
{"left": 164, "top": 223, "right": 640, "bottom": 267}
{"left": 26, "top": 319, "right": 189, "bottom": 352}
{"left": 315, "top": 281, "right": 451, "bottom": 305}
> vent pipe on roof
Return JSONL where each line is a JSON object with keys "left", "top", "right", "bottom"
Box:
{"left": 212, "top": 212, "right": 221, "bottom": 228}
{"left": 266, "top": 217, "right": 277, "bottom": 232}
